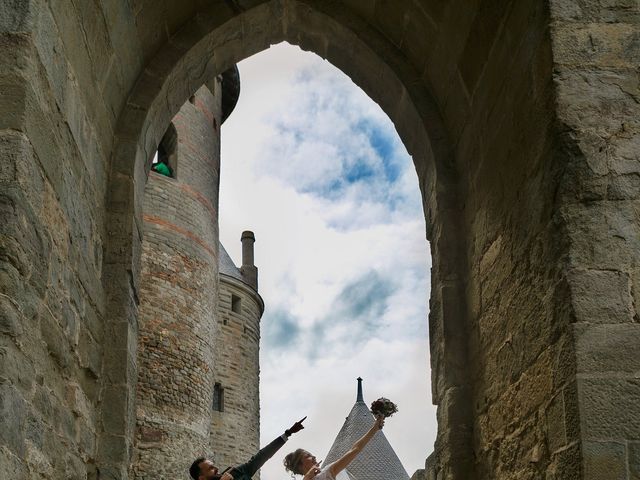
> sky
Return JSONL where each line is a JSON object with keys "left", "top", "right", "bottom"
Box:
{"left": 219, "top": 42, "right": 437, "bottom": 480}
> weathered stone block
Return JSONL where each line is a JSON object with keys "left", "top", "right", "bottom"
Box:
{"left": 0, "top": 294, "right": 22, "bottom": 337}
{"left": 98, "top": 433, "right": 128, "bottom": 465}
{"left": 553, "top": 23, "right": 640, "bottom": 68}
{"left": 583, "top": 441, "right": 627, "bottom": 480}
{"left": 32, "top": 385, "right": 53, "bottom": 419}
{"left": 610, "top": 132, "right": 640, "bottom": 175}
{"left": 76, "top": 417, "right": 96, "bottom": 458}
{"left": 25, "top": 411, "right": 45, "bottom": 449}
{"left": 550, "top": 0, "right": 640, "bottom": 23}
{"left": 0, "top": 384, "right": 26, "bottom": 457}
{"left": 101, "top": 386, "right": 128, "bottom": 436}
{"left": 40, "top": 308, "right": 72, "bottom": 372}
{"left": 0, "top": 341, "right": 35, "bottom": 391}
{"left": 0, "top": 0, "right": 35, "bottom": 33}
{"left": 555, "top": 69, "right": 640, "bottom": 135}
{"left": 568, "top": 269, "right": 633, "bottom": 323}
{"left": 436, "top": 386, "right": 471, "bottom": 429}
{"left": 73, "top": 0, "right": 113, "bottom": 81}
{"left": 609, "top": 172, "right": 640, "bottom": 200}
{"left": 45, "top": 0, "right": 93, "bottom": 92}
{"left": 78, "top": 326, "right": 102, "bottom": 378}
{"left": 545, "top": 441, "right": 581, "bottom": 480}
{"left": 574, "top": 323, "right": 640, "bottom": 373}
{"left": 100, "top": 0, "right": 141, "bottom": 84}
{"left": 0, "top": 74, "right": 29, "bottom": 135}
{"left": 563, "top": 202, "right": 640, "bottom": 270}
{"left": 66, "top": 382, "right": 94, "bottom": 423}
{"left": 579, "top": 377, "right": 640, "bottom": 439}
{"left": 0, "top": 445, "right": 27, "bottom": 480}
{"left": 0, "top": 187, "right": 51, "bottom": 297}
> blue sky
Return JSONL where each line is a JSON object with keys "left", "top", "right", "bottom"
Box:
{"left": 219, "top": 43, "right": 436, "bottom": 480}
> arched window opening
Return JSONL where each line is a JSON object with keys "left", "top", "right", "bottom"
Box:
{"left": 151, "top": 123, "right": 178, "bottom": 178}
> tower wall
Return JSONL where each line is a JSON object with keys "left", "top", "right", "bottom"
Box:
{"left": 133, "top": 82, "right": 223, "bottom": 479}
{"left": 210, "top": 273, "right": 263, "bottom": 471}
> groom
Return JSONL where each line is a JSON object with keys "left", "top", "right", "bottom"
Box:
{"left": 190, "top": 417, "right": 306, "bottom": 480}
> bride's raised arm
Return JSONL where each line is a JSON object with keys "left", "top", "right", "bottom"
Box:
{"left": 324, "top": 415, "right": 384, "bottom": 478}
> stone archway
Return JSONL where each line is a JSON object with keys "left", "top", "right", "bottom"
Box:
{"left": 104, "top": 2, "right": 471, "bottom": 478}
{"left": 2, "top": 1, "right": 637, "bottom": 479}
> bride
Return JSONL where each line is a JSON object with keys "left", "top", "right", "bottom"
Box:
{"left": 283, "top": 415, "right": 385, "bottom": 480}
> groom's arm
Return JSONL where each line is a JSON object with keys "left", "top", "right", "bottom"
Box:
{"left": 228, "top": 434, "right": 288, "bottom": 479}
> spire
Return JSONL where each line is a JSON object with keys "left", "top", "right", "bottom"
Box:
{"left": 322, "top": 378, "right": 410, "bottom": 480}
{"left": 356, "top": 377, "right": 364, "bottom": 403}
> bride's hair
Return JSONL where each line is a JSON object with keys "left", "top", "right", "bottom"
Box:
{"left": 283, "top": 449, "right": 307, "bottom": 475}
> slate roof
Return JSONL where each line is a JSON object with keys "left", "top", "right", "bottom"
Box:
{"left": 219, "top": 242, "right": 244, "bottom": 283}
{"left": 322, "top": 379, "right": 410, "bottom": 480}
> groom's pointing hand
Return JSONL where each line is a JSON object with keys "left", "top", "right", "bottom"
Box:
{"left": 286, "top": 416, "right": 307, "bottom": 437}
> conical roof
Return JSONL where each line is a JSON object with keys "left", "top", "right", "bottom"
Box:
{"left": 322, "top": 379, "right": 409, "bottom": 480}
{"left": 219, "top": 242, "right": 244, "bottom": 282}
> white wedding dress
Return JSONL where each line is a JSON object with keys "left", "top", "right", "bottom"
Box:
{"left": 314, "top": 465, "right": 352, "bottom": 480}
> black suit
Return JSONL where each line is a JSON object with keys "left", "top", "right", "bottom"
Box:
{"left": 223, "top": 435, "right": 287, "bottom": 480}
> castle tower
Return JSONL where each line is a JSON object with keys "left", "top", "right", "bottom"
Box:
{"left": 210, "top": 238, "right": 264, "bottom": 469}
{"left": 323, "top": 378, "right": 410, "bottom": 480}
{"left": 132, "top": 68, "right": 240, "bottom": 478}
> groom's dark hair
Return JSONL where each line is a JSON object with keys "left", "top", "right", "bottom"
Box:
{"left": 190, "top": 457, "right": 207, "bottom": 480}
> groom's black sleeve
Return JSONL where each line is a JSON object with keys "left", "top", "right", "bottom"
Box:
{"left": 228, "top": 435, "right": 287, "bottom": 479}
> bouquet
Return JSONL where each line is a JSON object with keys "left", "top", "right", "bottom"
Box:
{"left": 370, "top": 397, "right": 398, "bottom": 418}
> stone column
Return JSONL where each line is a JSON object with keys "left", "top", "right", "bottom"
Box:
{"left": 550, "top": 2, "right": 640, "bottom": 478}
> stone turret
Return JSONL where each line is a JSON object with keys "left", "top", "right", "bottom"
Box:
{"left": 211, "top": 239, "right": 263, "bottom": 471}
{"left": 133, "top": 68, "right": 242, "bottom": 479}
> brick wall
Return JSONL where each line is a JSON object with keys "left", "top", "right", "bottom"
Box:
{"left": 133, "top": 83, "right": 222, "bottom": 480}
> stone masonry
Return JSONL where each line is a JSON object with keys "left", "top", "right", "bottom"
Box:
{"left": 132, "top": 73, "right": 259, "bottom": 480}
{"left": 0, "top": 1, "right": 638, "bottom": 479}
{"left": 211, "top": 243, "right": 263, "bottom": 472}
{"left": 133, "top": 83, "right": 223, "bottom": 479}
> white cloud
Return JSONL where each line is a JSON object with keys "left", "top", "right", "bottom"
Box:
{"left": 219, "top": 42, "right": 436, "bottom": 480}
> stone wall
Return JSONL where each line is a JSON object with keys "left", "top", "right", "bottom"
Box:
{"left": 470, "top": 3, "right": 561, "bottom": 478}
{"left": 1, "top": 1, "right": 638, "bottom": 479}
{"left": 550, "top": 2, "right": 640, "bottom": 478}
{"left": 133, "top": 84, "right": 222, "bottom": 480}
{"left": 210, "top": 273, "right": 262, "bottom": 472}
{"left": 1, "top": 1, "right": 112, "bottom": 478}
{"left": 417, "top": 1, "right": 559, "bottom": 477}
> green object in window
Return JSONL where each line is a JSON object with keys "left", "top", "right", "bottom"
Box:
{"left": 153, "top": 162, "right": 172, "bottom": 177}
